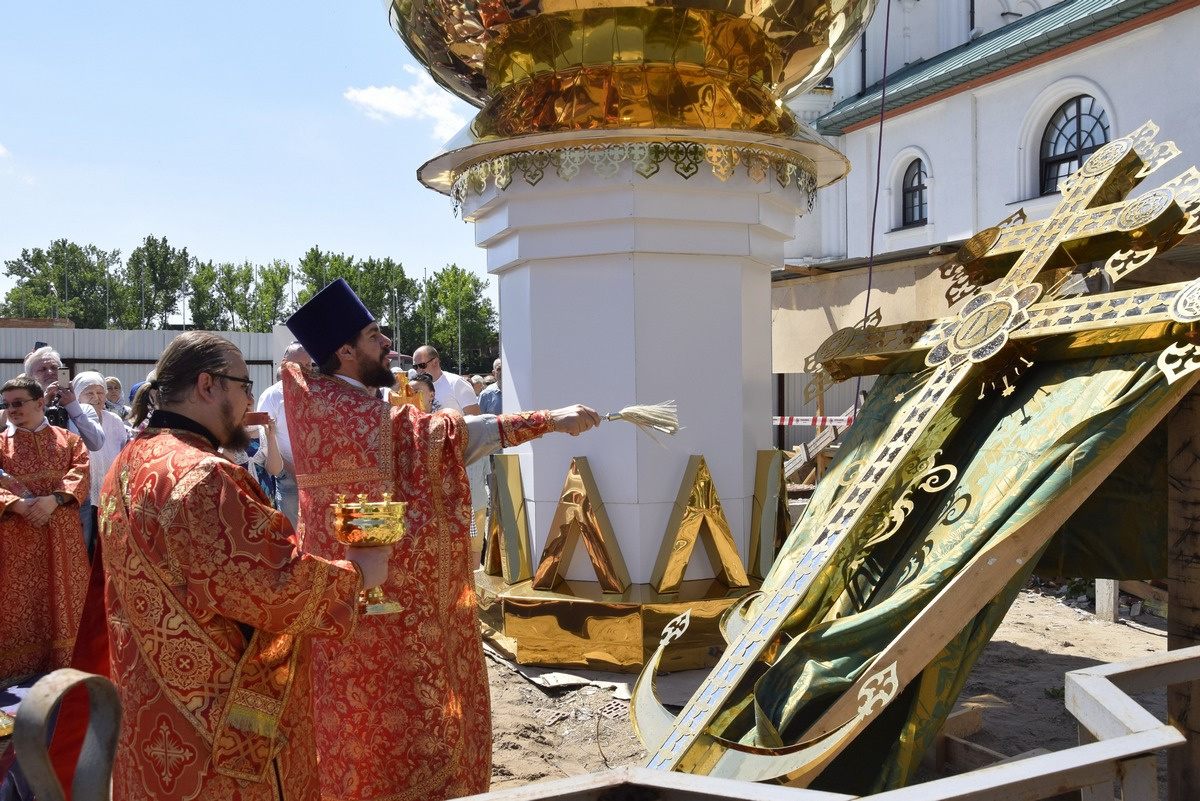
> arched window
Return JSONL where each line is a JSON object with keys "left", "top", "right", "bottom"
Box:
{"left": 901, "top": 159, "right": 927, "bottom": 226}
{"left": 1040, "top": 95, "right": 1109, "bottom": 195}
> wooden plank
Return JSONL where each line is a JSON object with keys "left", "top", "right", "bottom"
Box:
{"left": 1074, "top": 643, "right": 1200, "bottom": 694}
{"left": 1119, "top": 755, "right": 1158, "bottom": 801}
{"left": 1068, "top": 673, "right": 1165, "bottom": 741}
{"left": 1168, "top": 385, "right": 1200, "bottom": 801}
{"left": 1118, "top": 580, "right": 1169, "bottom": 605}
{"left": 941, "top": 707, "right": 984, "bottom": 740}
{"left": 921, "top": 707, "right": 985, "bottom": 774}
{"left": 867, "top": 729, "right": 1182, "bottom": 801}
{"left": 941, "top": 735, "right": 1010, "bottom": 774}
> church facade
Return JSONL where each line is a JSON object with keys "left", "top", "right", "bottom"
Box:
{"left": 772, "top": 0, "right": 1200, "bottom": 438}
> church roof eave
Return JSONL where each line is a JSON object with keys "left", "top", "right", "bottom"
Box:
{"left": 816, "top": 0, "right": 1185, "bottom": 136}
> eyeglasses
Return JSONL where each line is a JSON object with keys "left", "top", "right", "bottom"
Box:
{"left": 413, "top": 358, "right": 436, "bottom": 370}
{"left": 0, "top": 398, "right": 36, "bottom": 410}
{"left": 209, "top": 372, "right": 254, "bottom": 397}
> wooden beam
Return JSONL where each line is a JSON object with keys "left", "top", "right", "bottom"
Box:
{"left": 1168, "top": 385, "right": 1200, "bottom": 801}
{"left": 1119, "top": 580, "right": 1169, "bottom": 606}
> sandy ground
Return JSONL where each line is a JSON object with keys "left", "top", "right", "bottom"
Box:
{"left": 486, "top": 583, "right": 1169, "bottom": 792}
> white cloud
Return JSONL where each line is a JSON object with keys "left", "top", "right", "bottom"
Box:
{"left": 345, "top": 66, "right": 468, "bottom": 142}
{"left": 0, "top": 143, "right": 31, "bottom": 184}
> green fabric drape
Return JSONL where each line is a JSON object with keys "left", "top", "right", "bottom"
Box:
{"left": 1036, "top": 423, "right": 1167, "bottom": 579}
{"left": 715, "top": 352, "right": 1189, "bottom": 794}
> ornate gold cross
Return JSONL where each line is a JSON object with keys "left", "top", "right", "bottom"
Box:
{"left": 633, "top": 121, "right": 1200, "bottom": 781}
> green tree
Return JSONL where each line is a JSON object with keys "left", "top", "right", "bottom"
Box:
{"left": 186, "top": 258, "right": 293, "bottom": 333}
{"left": 114, "top": 235, "right": 193, "bottom": 328}
{"left": 294, "top": 247, "right": 359, "bottom": 307}
{"left": 423, "top": 264, "right": 497, "bottom": 374}
{"left": 249, "top": 259, "right": 293, "bottom": 332}
{"left": 187, "top": 260, "right": 229, "bottom": 330}
{"left": 215, "top": 261, "right": 254, "bottom": 330}
{"left": 0, "top": 239, "right": 121, "bottom": 328}
{"left": 293, "top": 247, "right": 422, "bottom": 340}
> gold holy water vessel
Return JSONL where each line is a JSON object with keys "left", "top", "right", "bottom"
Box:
{"left": 332, "top": 493, "right": 408, "bottom": 615}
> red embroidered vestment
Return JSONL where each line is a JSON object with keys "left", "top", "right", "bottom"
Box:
{"left": 283, "top": 364, "right": 556, "bottom": 801}
{"left": 0, "top": 424, "right": 89, "bottom": 680}
{"left": 100, "top": 426, "right": 361, "bottom": 801}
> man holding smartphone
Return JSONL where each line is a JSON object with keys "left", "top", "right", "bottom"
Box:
{"left": 23, "top": 347, "right": 105, "bottom": 452}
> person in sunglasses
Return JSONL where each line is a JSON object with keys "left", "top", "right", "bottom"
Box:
{"left": 283, "top": 279, "right": 600, "bottom": 801}
{"left": 0, "top": 376, "right": 91, "bottom": 684}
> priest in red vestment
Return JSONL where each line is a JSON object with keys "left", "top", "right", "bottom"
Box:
{"left": 0, "top": 376, "right": 90, "bottom": 682}
{"left": 284, "top": 279, "right": 600, "bottom": 801}
{"left": 99, "top": 331, "right": 391, "bottom": 801}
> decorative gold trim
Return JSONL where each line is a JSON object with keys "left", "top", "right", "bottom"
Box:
{"left": 531, "top": 457, "right": 630, "bottom": 594}
{"left": 1159, "top": 341, "right": 1200, "bottom": 385}
{"left": 651, "top": 455, "right": 749, "bottom": 594}
{"left": 450, "top": 141, "right": 817, "bottom": 215}
{"left": 484, "top": 454, "right": 533, "bottom": 584}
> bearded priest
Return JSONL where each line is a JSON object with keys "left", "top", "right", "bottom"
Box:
{"left": 284, "top": 279, "right": 600, "bottom": 801}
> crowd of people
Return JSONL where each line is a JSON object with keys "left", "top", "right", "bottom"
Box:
{"left": 0, "top": 278, "right": 597, "bottom": 801}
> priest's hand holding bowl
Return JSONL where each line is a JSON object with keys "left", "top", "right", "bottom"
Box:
{"left": 345, "top": 546, "right": 389, "bottom": 591}
{"left": 332, "top": 493, "right": 409, "bottom": 614}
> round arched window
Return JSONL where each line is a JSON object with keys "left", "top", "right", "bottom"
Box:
{"left": 902, "top": 159, "right": 928, "bottom": 226}
{"left": 1040, "top": 95, "right": 1110, "bottom": 195}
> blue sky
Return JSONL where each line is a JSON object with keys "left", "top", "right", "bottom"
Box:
{"left": 0, "top": 1, "right": 491, "bottom": 313}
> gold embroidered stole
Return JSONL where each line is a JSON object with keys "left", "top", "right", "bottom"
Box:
{"left": 106, "top": 453, "right": 304, "bottom": 783}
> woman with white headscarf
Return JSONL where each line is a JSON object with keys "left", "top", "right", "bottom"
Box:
{"left": 72, "top": 371, "right": 130, "bottom": 551}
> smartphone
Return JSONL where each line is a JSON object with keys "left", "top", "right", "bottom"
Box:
{"left": 243, "top": 411, "right": 271, "bottom": 426}
{"left": 57, "top": 366, "right": 71, "bottom": 389}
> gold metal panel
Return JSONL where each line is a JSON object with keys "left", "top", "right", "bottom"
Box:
{"left": 497, "top": 577, "right": 754, "bottom": 671}
{"left": 748, "top": 450, "right": 789, "bottom": 580}
{"left": 531, "top": 457, "right": 631, "bottom": 593}
{"left": 504, "top": 595, "right": 644, "bottom": 669}
{"left": 652, "top": 455, "right": 750, "bottom": 594}
{"left": 815, "top": 281, "right": 1200, "bottom": 381}
{"left": 483, "top": 454, "right": 533, "bottom": 584}
{"left": 386, "top": 0, "right": 879, "bottom": 112}
{"left": 474, "top": 568, "right": 508, "bottom": 633}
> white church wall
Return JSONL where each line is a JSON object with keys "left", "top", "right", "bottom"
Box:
{"left": 818, "top": 4, "right": 1200, "bottom": 263}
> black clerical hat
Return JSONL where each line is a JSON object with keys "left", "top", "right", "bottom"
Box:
{"left": 285, "top": 279, "right": 375, "bottom": 366}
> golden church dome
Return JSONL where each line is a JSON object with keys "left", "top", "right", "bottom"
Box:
{"left": 385, "top": 0, "right": 877, "bottom": 143}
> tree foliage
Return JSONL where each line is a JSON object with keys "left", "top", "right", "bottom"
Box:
{"left": 422, "top": 264, "right": 497, "bottom": 374}
{"left": 294, "top": 247, "right": 424, "bottom": 344}
{"left": 251, "top": 260, "right": 293, "bottom": 333}
{"left": 188, "top": 260, "right": 227, "bottom": 330}
{"left": 114, "top": 235, "right": 194, "bottom": 328}
{"left": 0, "top": 240, "right": 121, "bottom": 328}
{"left": 0, "top": 238, "right": 499, "bottom": 359}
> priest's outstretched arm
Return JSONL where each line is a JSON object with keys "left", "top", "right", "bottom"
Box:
{"left": 462, "top": 404, "right": 600, "bottom": 465}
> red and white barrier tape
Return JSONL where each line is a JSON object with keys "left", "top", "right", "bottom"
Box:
{"left": 772, "top": 416, "right": 854, "bottom": 427}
